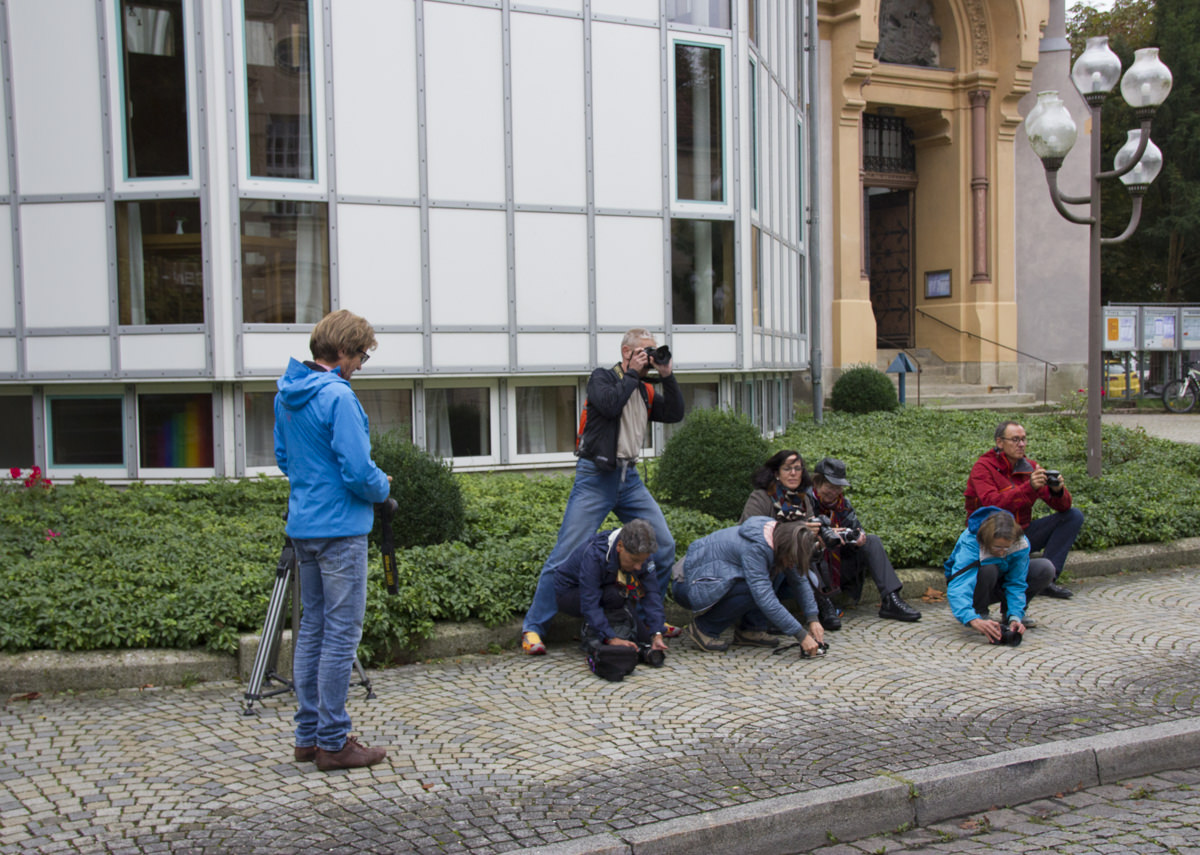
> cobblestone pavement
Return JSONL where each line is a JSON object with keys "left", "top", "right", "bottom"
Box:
{"left": 1103, "top": 411, "right": 1200, "bottom": 444}
{"left": 816, "top": 766, "right": 1200, "bottom": 855}
{"left": 4, "top": 566, "right": 1200, "bottom": 855}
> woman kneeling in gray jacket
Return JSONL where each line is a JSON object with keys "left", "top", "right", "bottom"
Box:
{"left": 672, "top": 517, "right": 825, "bottom": 655}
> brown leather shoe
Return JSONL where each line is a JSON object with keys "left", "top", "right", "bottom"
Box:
{"left": 315, "top": 736, "right": 386, "bottom": 771}
{"left": 294, "top": 745, "right": 316, "bottom": 762}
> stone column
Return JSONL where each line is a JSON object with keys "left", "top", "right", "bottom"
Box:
{"left": 970, "top": 88, "right": 990, "bottom": 283}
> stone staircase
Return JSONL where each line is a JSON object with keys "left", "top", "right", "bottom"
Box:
{"left": 875, "top": 347, "right": 1041, "bottom": 409}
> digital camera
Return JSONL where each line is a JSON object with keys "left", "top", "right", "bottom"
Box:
{"left": 642, "top": 345, "right": 672, "bottom": 365}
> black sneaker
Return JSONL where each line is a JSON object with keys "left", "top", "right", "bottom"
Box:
{"left": 817, "top": 595, "right": 843, "bottom": 631}
{"left": 878, "top": 591, "right": 921, "bottom": 622}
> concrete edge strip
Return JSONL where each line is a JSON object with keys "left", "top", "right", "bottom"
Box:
{"left": 510, "top": 716, "right": 1200, "bottom": 855}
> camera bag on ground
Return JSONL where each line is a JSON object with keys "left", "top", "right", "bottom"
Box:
{"left": 580, "top": 604, "right": 639, "bottom": 682}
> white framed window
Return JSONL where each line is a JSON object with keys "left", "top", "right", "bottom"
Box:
{"left": 508, "top": 379, "right": 580, "bottom": 464}
{"left": 662, "top": 376, "right": 720, "bottom": 442}
{"left": 45, "top": 394, "right": 128, "bottom": 478}
{"left": 135, "top": 389, "right": 216, "bottom": 476}
{"left": 423, "top": 381, "right": 498, "bottom": 468}
{"left": 0, "top": 393, "right": 35, "bottom": 470}
{"left": 668, "top": 33, "right": 732, "bottom": 216}
{"left": 671, "top": 218, "right": 735, "bottom": 325}
{"left": 242, "top": 386, "right": 279, "bottom": 471}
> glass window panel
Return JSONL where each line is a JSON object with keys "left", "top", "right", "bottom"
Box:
{"left": 120, "top": 1, "right": 189, "bottom": 177}
{"left": 425, "top": 388, "right": 491, "bottom": 458}
{"left": 49, "top": 398, "right": 124, "bottom": 466}
{"left": 0, "top": 396, "right": 35, "bottom": 469}
{"left": 671, "top": 218, "right": 735, "bottom": 324}
{"left": 749, "top": 61, "right": 758, "bottom": 211}
{"left": 752, "top": 225, "right": 761, "bottom": 326}
{"left": 663, "top": 382, "right": 719, "bottom": 441}
{"left": 138, "top": 393, "right": 213, "bottom": 468}
{"left": 244, "top": 390, "right": 276, "bottom": 467}
{"left": 244, "top": 0, "right": 313, "bottom": 179}
{"left": 675, "top": 43, "right": 724, "bottom": 203}
{"left": 358, "top": 388, "right": 413, "bottom": 442}
{"left": 240, "top": 199, "right": 329, "bottom": 323}
{"left": 666, "top": 0, "right": 730, "bottom": 29}
{"left": 116, "top": 199, "right": 203, "bottom": 325}
{"left": 516, "top": 385, "right": 577, "bottom": 454}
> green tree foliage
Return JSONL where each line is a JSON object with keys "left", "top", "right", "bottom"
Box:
{"left": 830, "top": 364, "right": 900, "bottom": 414}
{"left": 1067, "top": 0, "right": 1199, "bottom": 303}
{"left": 651, "top": 408, "right": 770, "bottom": 521}
{"left": 369, "top": 429, "right": 464, "bottom": 548}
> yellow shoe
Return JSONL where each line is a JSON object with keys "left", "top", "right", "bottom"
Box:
{"left": 522, "top": 631, "right": 546, "bottom": 655}
{"left": 663, "top": 623, "right": 683, "bottom": 639}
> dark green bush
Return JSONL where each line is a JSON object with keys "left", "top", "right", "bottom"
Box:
{"left": 652, "top": 408, "right": 769, "bottom": 521}
{"left": 370, "top": 429, "right": 463, "bottom": 548}
{"left": 830, "top": 363, "right": 899, "bottom": 414}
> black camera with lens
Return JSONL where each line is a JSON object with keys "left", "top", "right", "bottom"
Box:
{"left": 642, "top": 345, "right": 672, "bottom": 365}
{"left": 638, "top": 644, "right": 666, "bottom": 667}
{"left": 812, "top": 515, "right": 859, "bottom": 548}
{"left": 993, "top": 624, "right": 1023, "bottom": 647}
{"left": 1044, "top": 469, "right": 1062, "bottom": 489}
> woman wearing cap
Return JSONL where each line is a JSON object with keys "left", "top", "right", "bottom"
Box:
{"left": 740, "top": 450, "right": 843, "bottom": 630}
{"left": 807, "top": 457, "right": 922, "bottom": 623}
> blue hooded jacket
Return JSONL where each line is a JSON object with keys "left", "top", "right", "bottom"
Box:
{"left": 274, "top": 357, "right": 390, "bottom": 539}
{"left": 943, "top": 506, "right": 1031, "bottom": 625}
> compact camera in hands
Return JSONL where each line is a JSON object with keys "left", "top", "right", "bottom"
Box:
{"left": 641, "top": 345, "right": 672, "bottom": 365}
{"left": 1043, "top": 469, "right": 1062, "bottom": 489}
{"left": 992, "top": 624, "right": 1023, "bottom": 647}
{"left": 811, "top": 515, "right": 861, "bottom": 548}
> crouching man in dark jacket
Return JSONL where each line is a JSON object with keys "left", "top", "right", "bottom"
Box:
{"left": 555, "top": 519, "right": 669, "bottom": 676}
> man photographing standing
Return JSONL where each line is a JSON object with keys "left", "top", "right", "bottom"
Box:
{"left": 274, "top": 309, "right": 391, "bottom": 771}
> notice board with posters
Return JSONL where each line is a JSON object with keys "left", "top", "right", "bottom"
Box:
{"left": 1103, "top": 306, "right": 1139, "bottom": 351}
{"left": 1181, "top": 308, "right": 1200, "bottom": 350}
{"left": 1142, "top": 307, "right": 1179, "bottom": 351}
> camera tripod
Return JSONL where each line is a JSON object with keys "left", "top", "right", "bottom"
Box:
{"left": 242, "top": 500, "right": 398, "bottom": 716}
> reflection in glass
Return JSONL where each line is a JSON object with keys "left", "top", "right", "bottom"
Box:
{"left": 671, "top": 218, "right": 735, "bottom": 325}
{"left": 117, "top": 199, "right": 204, "bottom": 325}
{"left": 244, "top": 0, "right": 313, "bottom": 179}
{"left": 675, "top": 43, "right": 724, "bottom": 203}
{"left": 517, "top": 386, "right": 577, "bottom": 454}
{"left": 426, "top": 388, "right": 491, "bottom": 458}
{"left": 240, "top": 199, "right": 329, "bottom": 323}
{"left": 120, "top": 1, "right": 189, "bottom": 177}
{"left": 0, "top": 396, "right": 34, "bottom": 469}
{"left": 50, "top": 398, "right": 124, "bottom": 466}
{"left": 358, "top": 389, "right": 414, "bottom": 442}
{"left": 667, "top": 0, "right": 730, "bottom": 29}
{"left": 138, "top": 393, "right": 213, "bottom": 468}
{"left": 244, "top": 391, "right": 276, "bottom": 467}
{"left": 663, "top": 382, "right": 719, "bottom": 442}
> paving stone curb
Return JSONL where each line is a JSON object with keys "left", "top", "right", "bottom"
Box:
{"left": 510, "top": 717, "right": 1200, "bottom": 855}
{"left": 4, "top": 537, "right": 1199, "bottom": 695}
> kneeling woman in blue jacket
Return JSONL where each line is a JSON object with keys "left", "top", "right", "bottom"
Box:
{"left": 671, "top": 517, "right": 824, "bottom": 654}
{"left": 945, "top": 506, "right": 1054, "bottom": 643}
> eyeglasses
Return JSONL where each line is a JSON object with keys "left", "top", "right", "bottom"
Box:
{"left": 357, "top": 350, "right": 370, "bottom": 365}
{"left": 779, "top": 466, "right": 804, "bottom": 474}
{"left": 1001, "top": 436, "right": 1027, "bottom": 445}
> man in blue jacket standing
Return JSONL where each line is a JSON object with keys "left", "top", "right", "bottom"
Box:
{"left": 274, "top": 309, "right": 391, "bottom": 771}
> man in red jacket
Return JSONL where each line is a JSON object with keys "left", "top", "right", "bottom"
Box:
{"left": 964, "top": 421, "right": 1083, "bottom": 599}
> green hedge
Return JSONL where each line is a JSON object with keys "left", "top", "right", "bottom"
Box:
{"left": 2, "top": 408, "right": 1198, "bottom": 663}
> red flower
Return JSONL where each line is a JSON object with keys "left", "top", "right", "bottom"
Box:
{"left": 8, "top": 467, "right": 19, "bottom": 479}
{"left": 45, "top": 529, "right": 60, "bottom": 540}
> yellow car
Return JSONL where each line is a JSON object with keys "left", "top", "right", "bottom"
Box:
{"left": 1105, "top": 360, "right": 1140, "bottom": 398}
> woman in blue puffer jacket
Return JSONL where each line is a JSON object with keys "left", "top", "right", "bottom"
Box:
{"left": 944, "top": 506, "right": 1053, "bottom": 643}
{"left": 671, "top": 517, "right": 824, "bottom": 655}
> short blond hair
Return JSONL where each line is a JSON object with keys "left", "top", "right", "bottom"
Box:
{"left": 621, "top": 328, "right": 654, "bottom": 350}
{"left": 309, "top": 310, "right": 377, "bottom": 362}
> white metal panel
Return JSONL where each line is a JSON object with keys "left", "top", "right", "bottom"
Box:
{"left": 21, "top": 203, "right": 109, "bottom": 328}
{"left": 9, "top": 0, "right": 105, "bottom": 195}
{"left": 242, "top": 332, "right": 312, "bottom": 372}
{"left": 370, "top": 333, "right": 423, "bottom": 370}
{"left": 594, "top": 215, "right": 663, "bottom": 328}
{"left": 522, "top": 0, "right": 582, "bottom": 12}
{"left": 0, "top": 207, "right": 12, "bottom": 327}
{"left": 0, "top": 339, "right": 15, "bottom": 372}
{"left": 27, "top": 336, "right": 111, "bottom": 372}
{"left": 119, "top": 334, "right": 206, "bottom": 371}
{"left": 514, "top": 212, "right": 587, "bottom": 326}
{"left": 671, "top": 331, "right": 737, "bottom": 365}
{"left": 592, "top": 0, "right": 653, "bottom": 19}
{"left": 424, "top": 3, "right": 505, "bottom": 203}
{"left": 331, "top": 1, "right": 419, "bottom": 199}
{"left": 510, "top": 13, "right": 585, "bottom": 207}
{"left": 596, "top": 331, "right": 631, "bottom": 362}
{"left": 431, "top": 333, "right": 507, "bottom": 368}
{"left": 591, "top": 23, "right": 661, "bottom": 211}
{"left": 336, "top": 204, "right": 422, "bottom": 326}
{"left": 516, "top": 333, "right": 589, "bottom": 367}
{"left": 428, "top": 208, "right": 507, "bottom": 326}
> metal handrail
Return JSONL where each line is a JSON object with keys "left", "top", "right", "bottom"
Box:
{"left": 914, "top": 308, "right": 1059, "bottom": 406}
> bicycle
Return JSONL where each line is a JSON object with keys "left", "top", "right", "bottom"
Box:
{"left": 1162, "top": 362, "right": 1200, "bottom": 414}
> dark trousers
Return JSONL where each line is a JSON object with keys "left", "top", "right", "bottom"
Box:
{"left": 971, "top": 560, "right": 1055, "bottom": 616}
{"left": 1025, "top": 508, "right": 1084, "bottom": 577}
{"left": 836, "top": 534, "right": 902, "bottom": 600}
{"left": 689, "top": 578, "right": 778, "bottom": 637}
{"left": 556, "top": 586, "right": 653, "bottom": 645}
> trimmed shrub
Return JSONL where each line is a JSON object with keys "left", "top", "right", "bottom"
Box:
{"left": 652, "top": 408, "right": 769, "bottom": 521}
{"left": 370, "top": 429, "right": 464, "bottom": 548}
{"left": 831, "top": 363, "right": 899, "bottom": 414}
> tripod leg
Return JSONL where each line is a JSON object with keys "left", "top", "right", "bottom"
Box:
{"left": 243, "top": 543, "right": 297, "bottom": 715}
{"left": 352, "top": 656, "right": 375, "bottom": 700}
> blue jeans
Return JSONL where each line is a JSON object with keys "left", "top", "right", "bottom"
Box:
{"left": 523, "top": 458, "right": 675, "bottom": 636}
{"left": 690, "top": 578, "right": 776, "bottom": 637}
{"left": 291, "top": 535, "right": 368, "bottom": 753}
{"left": 1025, "top": 508, "right": 1084, "bottom": 577}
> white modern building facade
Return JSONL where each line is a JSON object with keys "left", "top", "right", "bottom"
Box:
{"left": 0, "top": 0, "right": 814, "bottom": 479}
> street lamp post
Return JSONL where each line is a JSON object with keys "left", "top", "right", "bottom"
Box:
{"left": 1025, "top": 38, "right": 1172, "bottom": 478}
